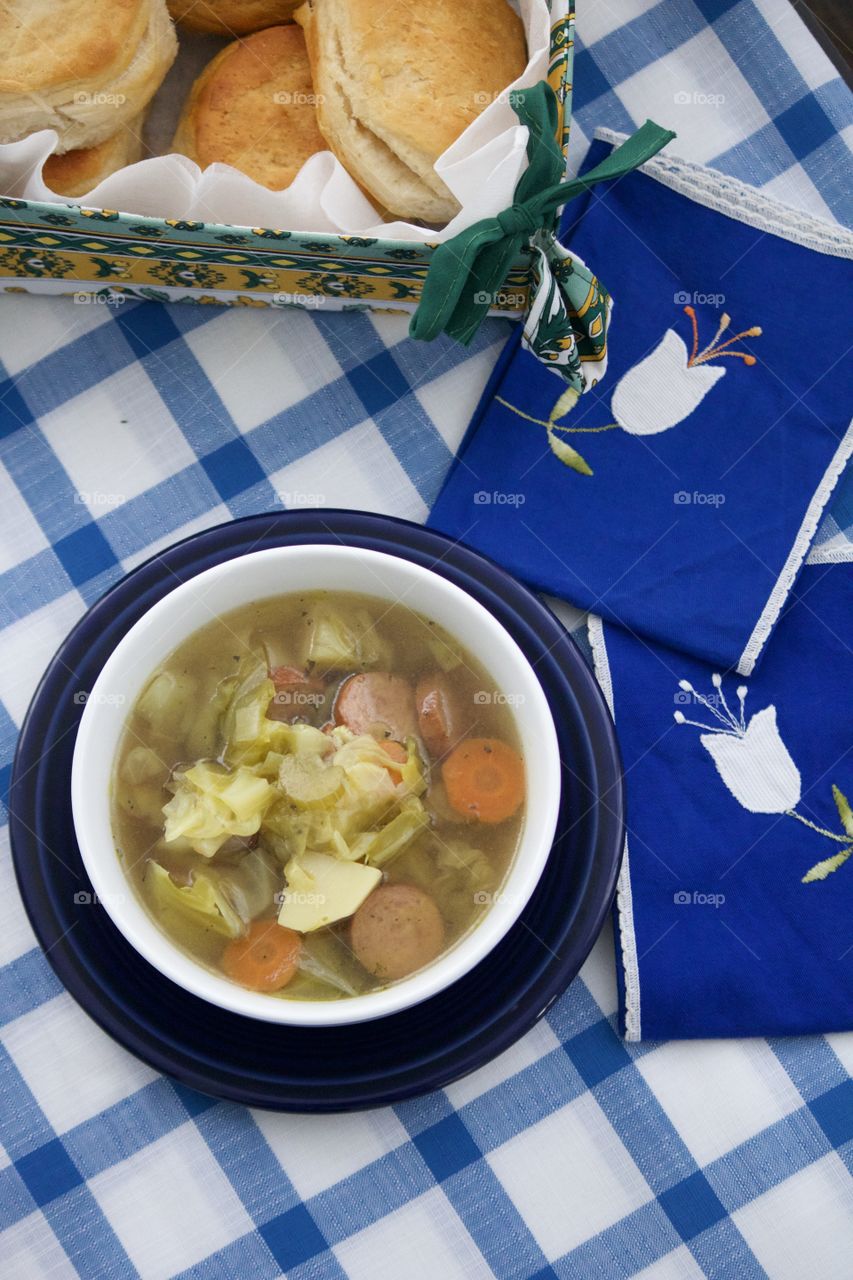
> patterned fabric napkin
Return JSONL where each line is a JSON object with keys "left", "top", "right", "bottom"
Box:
{"left": 429, "top": 136, "right": 853, "bottom": 675}
{"left": 590, "top": 559, "right": 853, "bottom": 1040}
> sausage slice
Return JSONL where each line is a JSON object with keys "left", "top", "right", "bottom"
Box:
{"left": 334, "top": 673, "right": 416, "bottom": 741}
{"left": 350, "top": 884, "right": 445, "bottom": 980}
{"left": 415, "top": 673, "right": 468, "bottom": 760}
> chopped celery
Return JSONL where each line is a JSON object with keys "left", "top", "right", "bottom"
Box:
{"left": 278, "top": 755, "right": 344, "bottom": 809}
{"left": 234, "top": 700, "right": 267, "bottom": 745}
{"left": 252, "top": 751, "right": 286, "bottom": 781}
{"left": 270, "top": 723, "right": 331, "bottom": 757}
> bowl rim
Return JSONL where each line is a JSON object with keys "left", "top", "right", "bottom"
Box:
{"left": 71, "top": 543, "right": 562, "bottom": 1026}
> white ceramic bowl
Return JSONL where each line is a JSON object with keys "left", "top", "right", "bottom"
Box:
{"left": 71, "top": 545, "right": 561, "bottom": 1025}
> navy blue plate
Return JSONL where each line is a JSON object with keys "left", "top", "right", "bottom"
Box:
{"left": 9, "top": 510, "right": 623, "bottom": 1111}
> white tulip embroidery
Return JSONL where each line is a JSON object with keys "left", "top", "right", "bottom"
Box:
{"left": 674, "top": 676, "right": 853, "bottom": 883}
{"left": 611, "top": 327, "right": 726, "bottom": 436}
{"left": 497, "top": 307, "right": 762, "bottom": 474}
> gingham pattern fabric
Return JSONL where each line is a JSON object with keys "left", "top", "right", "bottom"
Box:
{"left": 2, "top": 2, "right": 852, "bottom": 1277}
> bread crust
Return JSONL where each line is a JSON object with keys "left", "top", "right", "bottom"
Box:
{"left": 0, "top": 0, "right": 177, "bottom": 152}
{"left": 172, "top": 25, "right": 326, "bottom": 190}
{"left": 167, "top": 0, "right": 300, "bottom": 35}
{"left": 42, "top": 117, "right": 146, "bottom": 196}
{"left": 0, "top": 0, "right": 147, "bottom": 96}
{"left": 295, "top": 0, "right": 526, "bottom": 223}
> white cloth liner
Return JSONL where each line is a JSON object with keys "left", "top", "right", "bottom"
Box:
{"left": 0, "top": 0, "right": 551, "bottom": 243}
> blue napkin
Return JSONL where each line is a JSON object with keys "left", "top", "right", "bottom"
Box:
{"left": 429, "top": 138, "right": 853, "bottom": 675}
{"left": 591, "top": 560, "right": 853, "bottom": 1039}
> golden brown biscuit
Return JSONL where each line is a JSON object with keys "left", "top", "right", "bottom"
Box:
{"left": 295, "top": 0, "right": 527, "bottom": 224}
{"left": 42, "top": 118, "right": 146, "bottom": 197}
{"left": 172, "top": 25, "right": 326, "bottom": 190}
{"left": 168, "top": 0, "right": 299, "bottom": 35}
{"left": 0, "top": 0, "right": 177, "bottom": 153}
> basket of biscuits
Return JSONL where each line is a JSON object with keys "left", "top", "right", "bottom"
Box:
{"left": 0, "top": 1, "right": 672, "bottom": 377}
{"left": 0, "top": 0, "right": 565, "bottom": 311}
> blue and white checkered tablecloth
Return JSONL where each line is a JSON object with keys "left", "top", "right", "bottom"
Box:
{"left": 2, "top": 3, "right": 852, "bottom": 1277}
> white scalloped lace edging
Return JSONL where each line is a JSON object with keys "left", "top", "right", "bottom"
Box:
{"left": 739, "top": 421, "right": 853, "bottom": 674}
{"left": 594, "top": 128, "right": 853, "bottom": 258}
{"left": 587, "top": 614, "right": 641, "bottom": 1041}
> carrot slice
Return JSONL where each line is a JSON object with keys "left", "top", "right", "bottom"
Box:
{"left": 442, "top": 738, "right": 525, "bottom": 824}
{"left": 380, "top": 739, "right": 408, "bottom": 768}
{"left": 221, "top": 920, "right": 301, "bottom": 992}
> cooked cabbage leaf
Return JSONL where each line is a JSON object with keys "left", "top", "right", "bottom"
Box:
{"left": 295, "top": 930, "right": 371, "bottom": 997}
{"left": 348, "top": 797, "right": 430, "bottom": 868}
{"left": 145, "top": 847, "right": 280, "bottom": 938}
{"left": 424, "top": 627, "right": 462, "bottom": 672}
{"left": 121, "top": 746, "right": 165, "bottom": 786}
{"left": 163, "top": 761, "right": 275, "bottom": 857}
{"left": 223, "top": 667, "right": 332, "bottom": 767}
{"left": 394, "top": 838, "right": 495, "bottom": 919}
{"left": 303, "top": 605, "right": 390, "bottom": 671}
{"left": 398, "top": 735, "right": 428, "bottom": 797}
{"left": 136, "top": 670, "right": 198, "bottom": 736}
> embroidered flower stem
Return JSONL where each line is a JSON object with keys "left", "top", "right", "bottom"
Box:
{"left": 495, "top": 395, "right": 618, "bottom": 475}
{"left": 495, "top": 397, "right": 619, "bottom": 432}
{"left": 786, "top": 810, "right": 850, "bottom": 844}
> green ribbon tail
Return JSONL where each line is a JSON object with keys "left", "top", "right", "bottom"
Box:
{"left": 409, "top": 222, "right": 519, "bottom": 347}
{"left": 546, "top": 118, "right": 678, "bottom": 211}
{"left": 409, "top": 79, "right": 675, "bottom": 348}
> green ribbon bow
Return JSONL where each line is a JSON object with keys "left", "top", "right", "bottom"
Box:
{"left": 409, "top": 82, "right": 675, "bottom": 396}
